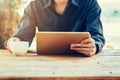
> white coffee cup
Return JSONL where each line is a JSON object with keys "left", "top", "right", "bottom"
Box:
{"left": 9, "top": 41, "right": 29, "bottom": 56}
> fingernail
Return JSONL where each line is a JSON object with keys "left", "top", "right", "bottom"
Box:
{"left": 70, "top": 48, "right": 73, "bottom": 50}
{"left": 71, "top": 44, "right": 73, "bottom": 47}
{"left": 81, "top": 42, "right": 84, "bottom": 45}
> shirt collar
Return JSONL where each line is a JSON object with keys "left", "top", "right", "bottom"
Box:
{"left": 43, "top": 0, "right": 52, "bottom": 8}
{"left": 43, "top": 0, "right": 80, "bottom": 8}
{"left": 71, "top": 0, "right": 80, "bottom": 7}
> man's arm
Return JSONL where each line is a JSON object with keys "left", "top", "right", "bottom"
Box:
{"left": 85, "top": 0, "right": 105, "bottom": 53}
{"left": 6, "top": 1, "right": 37, "bottom": 51}
{"left": 70, "top": 0, "right": 105, "bottom": 56}
{"left": 13, "top": 1, "right": 37, "bottom": 45}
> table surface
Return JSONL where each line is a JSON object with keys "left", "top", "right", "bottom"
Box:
{"left": 0, "top": 49, "right": 120, "bottom": 80}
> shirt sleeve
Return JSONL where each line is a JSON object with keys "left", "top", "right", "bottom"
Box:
{"left": 86, "top": 0, "right": 105, "bottom": 53}
{"left": 12, "top": 1, "right": 36, "bottom": 45}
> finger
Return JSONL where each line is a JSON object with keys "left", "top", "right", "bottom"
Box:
{"left": 10, "top": 37, "right": 20, "bottom": 41}
{"left": 6, "top": 37, "right": 20, "bottom": 49}
{"left": 71, "top": 47, "right": 95, "bottom": 52}
{"left": 71, "top": 43, "right": 82, "bottom": 48}
{"left": 8, "top": 38, "right": 20, "bottom": 43}
{"left": 71, "top": 43, "right": 95, "bottom": 48}
{"left": 78, "top": 51, "right": 95, "bottom": 57}
{"left": 81, "top": 38, "right": 95, "bottom": 44}
{"left": 72, "top": 48, "right": 95, "bottom": 57}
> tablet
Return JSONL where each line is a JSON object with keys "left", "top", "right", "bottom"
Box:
{"left": 36, "top": 32, "right": 90, "bottom": 55}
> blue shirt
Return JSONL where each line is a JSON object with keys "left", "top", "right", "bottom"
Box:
{"left": 13, "top": 0, "right": 105, "bottom": 53}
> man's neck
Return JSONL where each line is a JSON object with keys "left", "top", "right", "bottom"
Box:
{"left": 54, "top": 0, "right": 68, "bottom": 15}
{"left": 54, "top": 0, "right": 68, "bottom": 6}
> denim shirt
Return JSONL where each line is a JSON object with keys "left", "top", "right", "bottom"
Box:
{"left": 13, "top": 0, "right": 105, "bottom": 53}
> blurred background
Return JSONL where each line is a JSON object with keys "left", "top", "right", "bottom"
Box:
{"left": 0, "top": 0, "right": 120, "bottom": 49}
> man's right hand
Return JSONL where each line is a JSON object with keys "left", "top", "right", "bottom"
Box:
{"left": 5, "top": 37, "right": 20, "bottom": 50}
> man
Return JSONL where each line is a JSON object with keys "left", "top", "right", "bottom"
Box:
{"left": 7, "top": 0, "right": 105, "bottom": 57}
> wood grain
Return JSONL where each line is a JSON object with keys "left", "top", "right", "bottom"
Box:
{"left": 0, "top": 49, "right": 120, "bottom": 80}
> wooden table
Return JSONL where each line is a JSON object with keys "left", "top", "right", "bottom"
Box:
{"left": 0, "top": 49, "right": 120, "bottom": 80}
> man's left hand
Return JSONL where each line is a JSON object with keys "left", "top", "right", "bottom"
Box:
{"left": 70, "top": 37, "right": 96, "bottom": 57}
